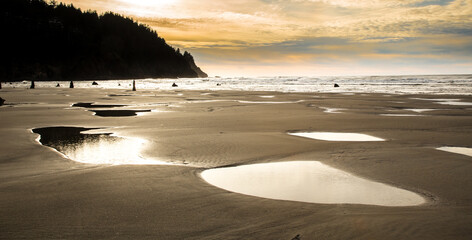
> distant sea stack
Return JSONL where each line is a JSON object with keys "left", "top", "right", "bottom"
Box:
{"left": 1, "top": 0, "right": 207, "bottom": 81}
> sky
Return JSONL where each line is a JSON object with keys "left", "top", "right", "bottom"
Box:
{"left": 59, "top": 0, "right": 472, "bottom": 77}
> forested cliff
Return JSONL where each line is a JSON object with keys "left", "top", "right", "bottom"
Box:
{"left": 1, "top": 0, "right": 208, "bottom": 81}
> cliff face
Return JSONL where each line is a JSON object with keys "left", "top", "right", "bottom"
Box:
{"left": 0, "top": 0, "right": 207, "bottom": 81}
{"left": 183, "top": 52, "right": 208, "bottom": 78}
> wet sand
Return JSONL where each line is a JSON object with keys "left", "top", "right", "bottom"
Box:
{"left": 1, "top": 88, "right": 472, "bottom": 239}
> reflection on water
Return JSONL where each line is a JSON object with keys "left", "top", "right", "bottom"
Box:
{"left": 238, "top": 100, "right": 304, "bottom": 104}
{"left": 437, "top": 147, "right": 472, "bottom": 157}
{"left": 32, "top": 127, "right": 167, "bottom": 165}
{"left": 436, "top": 101, "right": 472, "bottom": 106}
{"left": 72, "top": 102, "right": 126, "bottom": 108}
{"left": 405, "top": 109, "right": 436, "bottom": 113}
{"left": 201, "top": 161, "right": 425, "bottom": 206}
{"left": 380, "top": 114, "right": 422, "bottom": 117}
{"left": 320, "top": 107, "right": 345, "bottom": 114}
{"left": 289, "top": 132, "right": 385, "bottom": 141}
{"left": 90, "top": 109, "right": 151, "bottom": 117}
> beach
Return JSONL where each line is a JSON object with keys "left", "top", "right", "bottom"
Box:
{"left": 1, "top": 87, "right": 472, "bottom": 239}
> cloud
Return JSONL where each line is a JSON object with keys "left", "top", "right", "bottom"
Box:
{"left": 292, "top": 0, "right": 425, "bottom": 8}
{"left": 60, "top": 0, "right": 472, "bottom": 76}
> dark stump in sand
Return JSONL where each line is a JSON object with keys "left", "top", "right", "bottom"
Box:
{"left": 334, "top": 83, "right": 340, "bottom": 87}
{"left": 92, "top": 81, "right": 99, "bottom": 85}
{"left": 70, "top": 81, "right": 74, "bottom": 88}
{"left": 132, "top": 80, "right": 136, "bottom": 91}
{"left": 291, "top": 234, "right": 301, "bottom": 240}
{"left": 0, "top": 97, "right": 5, "bottom": 106}
{"left": 56, "top": 83, "right": 60, "bottom": 87}
{"left": 30, "top": 81, "right": 35, "bottom": 89}
{"left": 172, "top": 83, "right": 178, "bottom": 87}
{"left": 90, "top": 109, "right": 151, "bottom": 117}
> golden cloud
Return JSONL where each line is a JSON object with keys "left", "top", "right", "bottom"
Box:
{"left": 59, "top": 0, "right": 472, "bottom": 76}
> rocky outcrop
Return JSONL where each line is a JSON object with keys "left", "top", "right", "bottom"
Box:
{"left": 184, "top": 51, "right": 208, "bottom": 78}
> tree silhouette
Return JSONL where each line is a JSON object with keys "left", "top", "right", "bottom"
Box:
{"left": 0, "top": 0, "right": 207, "bottom": 81}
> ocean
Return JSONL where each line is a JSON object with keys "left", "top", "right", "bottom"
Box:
{"left": 6, "top": 74, "right": 472, "bottom": 95}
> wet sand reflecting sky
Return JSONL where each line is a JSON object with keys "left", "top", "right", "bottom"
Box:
{"left": 289, "top": 132, "right": 385, "bottom": 142}
{"left": 33, "top": 127, "right": 168, "bottom": 165}
{"left": 202, "top": 161, "right": 425, "bottom": 206}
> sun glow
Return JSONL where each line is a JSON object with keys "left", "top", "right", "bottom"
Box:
{"left": 116, "top": 0, "right": 178, "bottom": 17}
{"left": 119, "top": 0, "right": 177, "bottom": 7}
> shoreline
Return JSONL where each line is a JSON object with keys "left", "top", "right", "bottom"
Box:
{"left": 1, "top": 88, "right": 471, "bottom": 239}
{"left": 2, "top": 74, "right": 472, "bottom": 95}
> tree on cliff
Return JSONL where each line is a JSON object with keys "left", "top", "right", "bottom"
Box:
{"left": 0, "top": 0, "right": 207, "bottom": 81}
